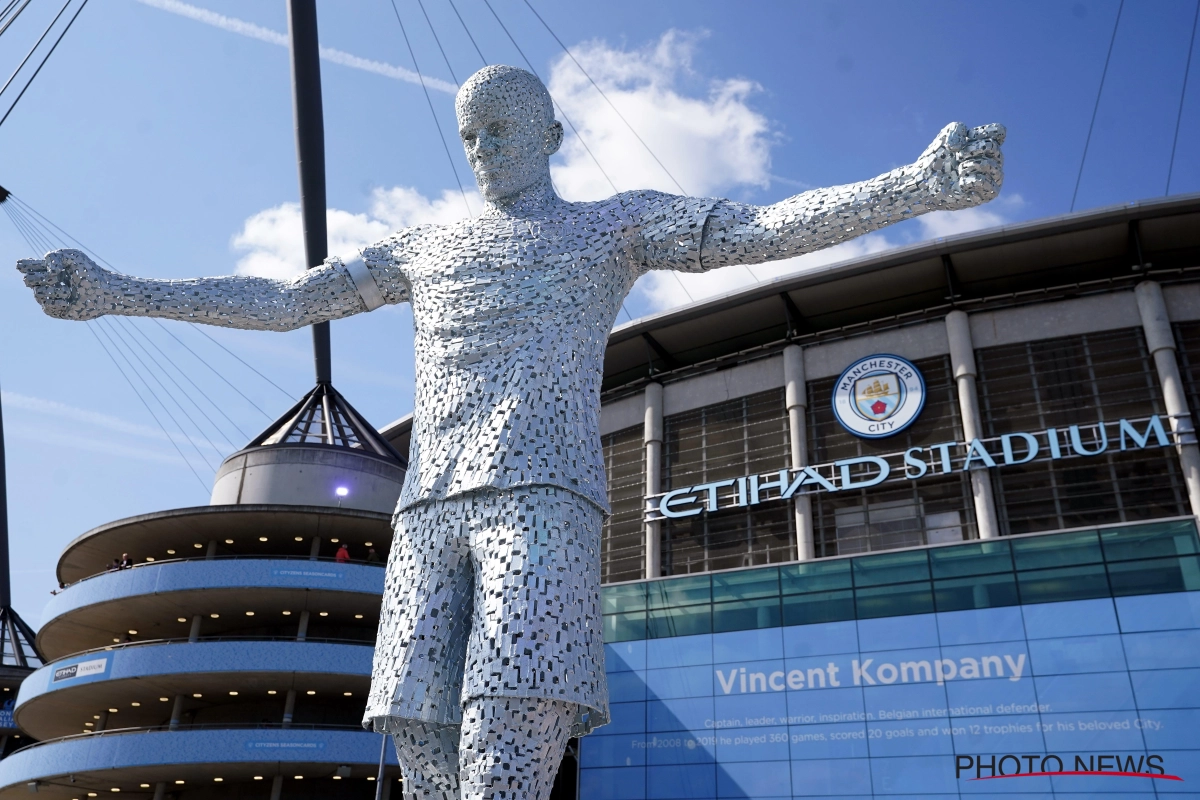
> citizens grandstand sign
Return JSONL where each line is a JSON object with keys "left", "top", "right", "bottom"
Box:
{"left": 647, "top": 415, "right": 1174, "bottom": 520}
{"left": 832, "top": 354, "right": 926, "bottom": 438}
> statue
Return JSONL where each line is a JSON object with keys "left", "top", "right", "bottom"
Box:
{"left": 16, "top": 65, "right": 1004, "bottom": 799}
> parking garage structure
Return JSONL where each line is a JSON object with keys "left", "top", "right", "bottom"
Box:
{"left": 0, "top": 387, "right": 409, "bottom": 799}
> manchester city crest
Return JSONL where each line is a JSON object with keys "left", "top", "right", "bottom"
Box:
{"left": 833, "top": 354, "right": 926, "bottom": 438}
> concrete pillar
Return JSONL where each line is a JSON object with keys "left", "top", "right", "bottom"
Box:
{"left": 168, "top": 695, "right": 185, "bottom": 731}
{"left": 644, "top": 382, "right": 664, "bottom": 579}
{"left": 151, "top": 783, "right": 165, "bottom": 800}
{"left": 205, "top": 540, "right": 217, "bottom": 559}
{"left": 309, "top": 536, "right": 322, "bottom": 561}
{"left": 94, "top": 710, "right": 108, "bottom": 732}
{"left": 946, "top": 310, "right": 1001, "bottom": 540}
{"left": 296, "top": 611, "right": 310, "bottom": 642}
{"left": 187, "top": 615, "right": 202, "bottom": 643}
{"left": 269, "top": 775, "right": 284, "bottom": 800}
{"left": 1136, "top": 281, "right": 1200, "bottom": 516}
{"left": 282, "top": 689, "right": 297, "bottom": 728}
{"left": 784, "top": 345, "right": 815, "bottom": 561}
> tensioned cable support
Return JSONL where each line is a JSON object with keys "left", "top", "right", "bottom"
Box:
{"left": 520, "top": 0, "right": 760, "bottom": 285}
{"left": 480, "top": 0, "right": 697, "bottom": 310}
{"left": 0, "top": 0, "right": 90, "bottom": 131}
{"left": 0, "top": 0, "right": 34, "bottom": 41}
{"left": 447, "top": 0, "right": 486, "bottom": 67}
{"left": 416, "top": 0, "right": 459, "bottom": 84}
{"left": 389, "top": 0, "right": 472, "bottom": 216}
{"left": 87, "top": 322, "right": 211, "bottom": 493}
{"left": 1070, "top": 0, "right": 1124, "bottom": 212}
{"left": 1167, "top": 0, "right": 1200, "bottom": 196}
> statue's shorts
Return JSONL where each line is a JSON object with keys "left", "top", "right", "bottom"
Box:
{"left": 363, "top": 485, "right": 610, "bottom": 738}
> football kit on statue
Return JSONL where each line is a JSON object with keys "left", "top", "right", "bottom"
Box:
{"left": 17, "top": 62, "right": 1004, "bottom": 799}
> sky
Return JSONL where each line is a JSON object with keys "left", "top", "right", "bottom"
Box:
{"left": 0, "top": 0, "right": 1197, "bottom": 627}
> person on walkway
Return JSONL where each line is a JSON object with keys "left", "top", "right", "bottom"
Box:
{"left": 335, "top": 544, "right": 350, "bottom": 563}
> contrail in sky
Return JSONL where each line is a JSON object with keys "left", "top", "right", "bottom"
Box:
{"left": 135, "top": 0, "right": 458, "bottom": 94}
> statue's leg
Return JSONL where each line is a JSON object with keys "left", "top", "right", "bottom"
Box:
{"left": 366, "top": 498, "right": 474, "bottom": 795}
{"left": 458, "top": 697, "right": 574, "bottom": 800}
{"left": 392, "top": 719, "right": 461, "bottom": 800}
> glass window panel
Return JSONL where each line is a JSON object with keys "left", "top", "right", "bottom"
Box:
{"left": 929, "top": 539, "right": 1013, "bottom": 579}
{"left": 660, "top": 389, "right": 794, "bottom": 575}
{"left": 851, "top": 548, "right": 931, "bottom": 587}
{"left": 712, "top": 567, "right": 780, "bottom": 602}
{"left": 933, "top": 574, "right": 1020, "bottom": 612}
{"left": 603, "top": 612, "right": 647, "bottom": 643}
{"left": 1107, "top": 555, "right": 1200, "bottom": 597}
{"left": 1100, "top": 519, "right": 1200, "bottom": 562}
{"left": 647, "top": 574, "right": 711, "bottom": 609}
{"left": 602, "top": 582, "right": 648, "bottom": 614}
{"left": 711, "top": 598, "right": 782, "bottom": 633}
{"left": 855, "top": 581, "right": 934, "bottom": 619}
{"left": 647, "top": 605, "right": 712, "bottom": 639}
{"left": 780, "top": 558, "right": 853, "bottom": 594}
{"left": 1011, "top": 530, "right": 1102, "bottom": 570}
{"left": 781, "top": 589, "right": 856, "bottom": 626}
{"left": 1016, "top": 563, "right": 1110, "bottom": 604}
{"left": 978, "top": 328, "right": 1189, "bottom": 536}
{"left": 601, "top": 425, "right": 646, "bottom": 584}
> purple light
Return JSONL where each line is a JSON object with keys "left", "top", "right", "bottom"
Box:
{"left": 335, "top": 487, "right": 349, "bottom": 497}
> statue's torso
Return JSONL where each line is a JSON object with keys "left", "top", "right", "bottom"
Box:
{"left": 398, "top": 199, "right": 641, "bottom": 511}
{"left": 377, "top": 189, "right": 713, "bottom": 512}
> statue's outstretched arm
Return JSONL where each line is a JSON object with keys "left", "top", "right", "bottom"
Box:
{"left": 16, "top": 246, "right": 410, "bottom": 332}
{"left": 700, "top": 122, "right": 1005, "bottom": 270}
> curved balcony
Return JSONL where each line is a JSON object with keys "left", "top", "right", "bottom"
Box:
{"left": 15, "top": 640, "right": 373, "bottom": 741}
{"left": 57, "top": 504, "right": 392, "bottom": 584}
{"left": 39, "top": 557, "right": 385, "bottom": 659}
{"left": 0, "top": 726, "right": 398, "bottom": 798}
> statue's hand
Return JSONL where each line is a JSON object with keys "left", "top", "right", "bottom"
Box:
{"left": 914, "top": 122, "right": 1006, "bottom": 211}
{"left": 17, "top": 248, "right": 110, "bottom": 321}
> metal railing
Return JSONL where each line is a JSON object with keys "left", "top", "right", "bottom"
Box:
{"left": 60, "top": 553, "right": 385, "bottom": 591}
{"left": 46, "top": 635, "right": 375, "bottom": 664}
{"left": 8, "top": 722, "right": 369, "bottom": 757}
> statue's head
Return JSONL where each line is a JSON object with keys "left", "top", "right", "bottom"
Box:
{"left": 456, "top": 65, "right": 564, "bottom": 202}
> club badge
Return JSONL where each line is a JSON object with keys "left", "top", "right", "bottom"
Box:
{"left": 832, "top": 354, "right": 926, "bottom": 438}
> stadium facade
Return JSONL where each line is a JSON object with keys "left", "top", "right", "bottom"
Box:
{"left": 570, "top": 193, "right": 1200, "bottom": 799}
{"left": 0, "top": 193, "right": 1198, "bottom": 798}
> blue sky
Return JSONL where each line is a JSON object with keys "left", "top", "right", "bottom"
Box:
{"left": 0, "top": 0, "right": 1197, "bottom": 625}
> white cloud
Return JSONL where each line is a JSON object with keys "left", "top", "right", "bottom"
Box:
{"left": 135, "top": 0, "right": 457, "bottom": 93}
{"left": 231, "top": 187, "right": 480, "bottom": 279}
{"left": 547, "top": 30, "right": 772, "bottom": 201}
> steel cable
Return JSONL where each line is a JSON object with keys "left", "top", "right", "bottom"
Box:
{"left": 389, "top": 0, "right": 473, "bottom": 216}
{"left": 1071, "top": 0, "right": 1124, "bottom": 212}
{"left": 1167, "top": 0, "right": 1200, "bottom": 195}
{"left": 0, "top": 0, "right": 91, "bottom": 131}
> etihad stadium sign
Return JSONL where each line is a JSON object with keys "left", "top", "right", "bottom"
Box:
{"left": 647, "top": 415, "right": 1174, "bottom": 520}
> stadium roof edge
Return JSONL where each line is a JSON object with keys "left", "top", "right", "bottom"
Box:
{"left": 600, "top": 192, "right": 1200, "bottom": 391}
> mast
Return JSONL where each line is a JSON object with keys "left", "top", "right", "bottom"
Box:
{"left": 0, "top": 385, "right": 40, "bottom": 677}
{"left": 0, "top": 389, "right": 10, "bottom": 610}
{"left": 286, "top": 0, "right": 331, "bottom": 385}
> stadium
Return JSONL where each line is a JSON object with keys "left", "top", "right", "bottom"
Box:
{"left": 0, "top": 192, "right": 1198, "bottom": 798}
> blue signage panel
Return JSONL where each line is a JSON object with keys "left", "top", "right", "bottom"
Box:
{"left": 579, "top": 591, "right": 1200, "bottom": 798}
